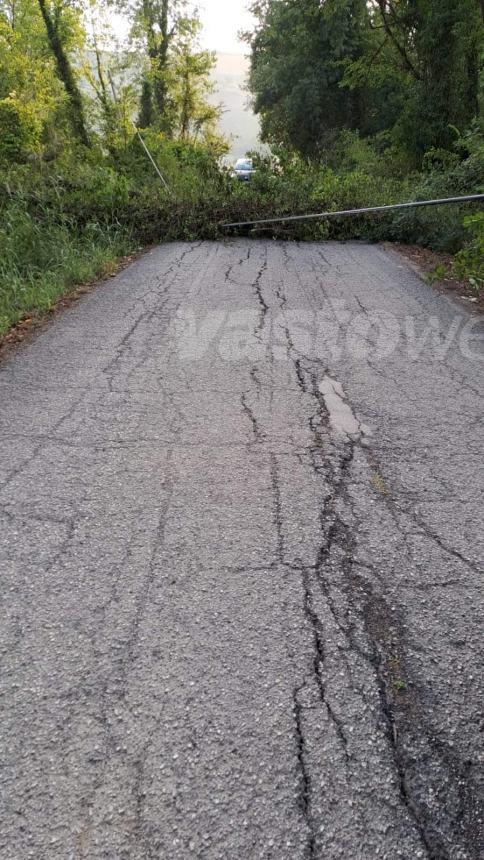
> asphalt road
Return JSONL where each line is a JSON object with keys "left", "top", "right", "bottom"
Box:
{"left": 0, "top": 240, "right": 483, "bottom": 859}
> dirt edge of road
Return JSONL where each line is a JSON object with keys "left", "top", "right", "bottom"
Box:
{"left": 390, "top": 242, "right": 484, "bottom": 313}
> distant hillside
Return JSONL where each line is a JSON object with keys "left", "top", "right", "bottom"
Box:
{"left": 210, "top": 53, "right": 262, "bottom": 161}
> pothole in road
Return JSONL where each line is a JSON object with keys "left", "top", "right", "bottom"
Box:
{"left": 319, "top": 375, "right": 372, "bottom": 444}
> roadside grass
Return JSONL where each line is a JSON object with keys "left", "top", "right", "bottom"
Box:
{"left": 0, "top": 203, "right": 133, "bottom": 338}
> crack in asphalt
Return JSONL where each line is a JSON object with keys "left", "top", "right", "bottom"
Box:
{"left": 300, "top": 567, "right": 351, "bottom": 763}
{"left": 270, "top": 453, "right": 285, "bottom": 564}
{"left": 76, "top": 452, "right": 175, "bottom": 845}
{"left": 0, "top": 388, "right": 89, "bottom": 492}
{"left": 103, "top": 243, "right": 202, "bottom": 393}
{"left": 268, "top": 246, "right": 482, "bottom": 858}
{"left": 293, "top": 684, "right": 317, "bottom": 859}
{"left": 241, "top": 391, "right": 265, "bottom": 443}
{"left": 253, "top": 255, "right": 269, "bottom": 342}
{"left": 299, "top": 397, "right": 479, "bottom": 859}
{"left": 299, "top": 433, "right": 437, "bottom": 855}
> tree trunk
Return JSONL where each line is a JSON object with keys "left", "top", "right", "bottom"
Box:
{"left": 139, "top": 0, "right": 172, "bottom": 128}
{"left": 153, "top": 0, "right": 170, "bottom": 118}
{"left": 139, "top": 79, "right": 154, "bottom": 128}
{"left": 37, "top": 0, "right": 90, "bottom": 146}
{"left": 179, "top": 64, "right": 191, "bottom": 140}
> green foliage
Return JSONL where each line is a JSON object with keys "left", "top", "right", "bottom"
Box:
{"left": 0, "top": 195, "right": 132, "bottom": 336}
{"left": 454, "top": 212, "right": 484, "bottom": 291}
{"left": 0, "top": 136, "right": 229, "bottom": 334}
{"left": 0, "top": 101, "right": 28, "bottom": 162}
{"left": 248, "top": 0, "right": 484, "bottom": 165}
{"left": 247, "top": 0, "right": 369, "bottom": 158}
{"left": 426, "top": 264, "right": 448, "bottom": 285}
{"left": 169, "top": 22, "right": 221, "bottom": 143}
{"left": 0, "top": 13, "right": 65, "bottom": 161}
{"left": 122, "top": 0, "right": 224, "bottom": 146}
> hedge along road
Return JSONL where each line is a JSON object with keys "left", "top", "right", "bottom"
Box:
{"left": 0, "top": 240, "right": 482, "bottom": 859}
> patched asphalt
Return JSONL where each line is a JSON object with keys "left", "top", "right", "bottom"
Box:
{"left": 0, "top": 240, "right": 483, "bottom": 859}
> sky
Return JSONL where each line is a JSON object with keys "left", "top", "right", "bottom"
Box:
{"left": 111, "top": 1, "right": 255, "bottom": 55}
{"left": 198, "top": 0, "right": 255, "bottom": 54}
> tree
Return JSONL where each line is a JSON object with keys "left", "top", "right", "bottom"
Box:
{"left": 122, "top": 0, "right": 190, "bottom": 129}
{"left": 169, "top": 18, "right": 221, "bottom": 142}
{"left": 36, "top": 0, "right": 90, "bottom": 145}
{"left": 83, "top": 0, "right": 138, "bottom": 154}
{"left": 247, "top": 0, "right": 371, "bottom": 158}
{"left": 365, "top": 0, "right": 483, "bottom": 156}
{"left": 247, "top": 0, "right": 484, "bottom": 163}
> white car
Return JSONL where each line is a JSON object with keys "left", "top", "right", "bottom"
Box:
{"left": 233, "top": 158, "right": 256, "bottom": 182}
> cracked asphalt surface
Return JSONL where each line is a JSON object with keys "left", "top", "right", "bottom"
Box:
{"left": 0, "top": 240, "right": 483, "bottom": 859}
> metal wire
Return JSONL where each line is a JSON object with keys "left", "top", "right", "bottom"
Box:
{"left": 132, "top": 122, "right": 174, "bottom": 197}
{"left": 221, "top": 194, "right": 484, "bottom": 229}
{"left": 106, "top": 71, "right": 173, "bottom": 197}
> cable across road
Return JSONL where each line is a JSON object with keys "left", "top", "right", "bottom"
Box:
{"left": 221, "top": 193, "right": 484, "bottom": 229}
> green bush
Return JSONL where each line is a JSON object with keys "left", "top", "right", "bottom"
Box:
{"left": 0, "top": 101, "right": 29, "bottom": 163}
{"left": 0, "top": 197, "right": 132, "bottom": 336}
{"left": 454, "top": 212, "right": 484, "bottom": 292}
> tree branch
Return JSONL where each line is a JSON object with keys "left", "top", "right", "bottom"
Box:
{"left": 375, "top": 0, "right": 422, "bottom": 80}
